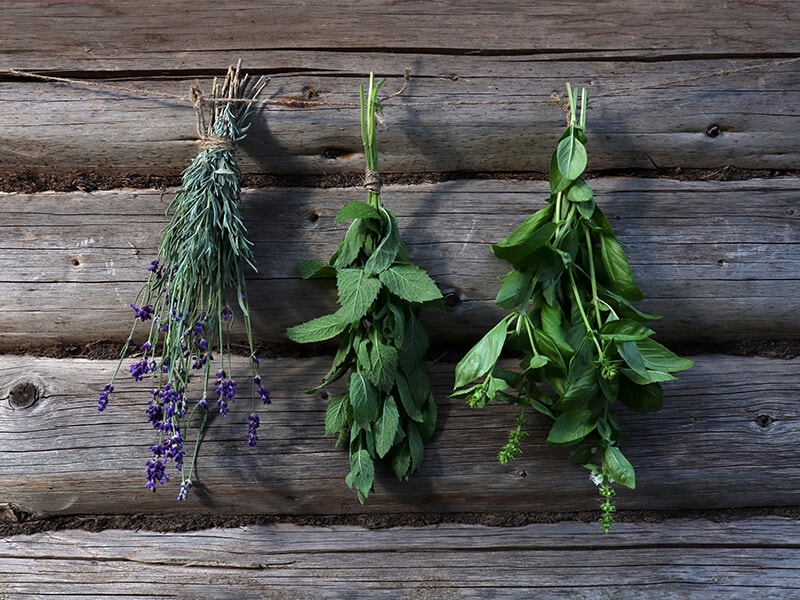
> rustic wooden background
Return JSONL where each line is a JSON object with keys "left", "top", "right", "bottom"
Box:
{"left": 2, "top": 1, "right": 799, "bottom": 597}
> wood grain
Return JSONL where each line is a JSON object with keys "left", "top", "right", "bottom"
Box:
{"left": 2, "top": 178, "right": 798, "bottom": 349}
{"left": 1, "top": 55, "right": 797, "bottom": 174}
{"left": 2, "top": 0, "right": 798, "bottom": 69}
{"left": 1, "top": 518, "right": 798, "bottom": 598}
{"left": 1, "top": 353, "right": 798, "bottom": 517}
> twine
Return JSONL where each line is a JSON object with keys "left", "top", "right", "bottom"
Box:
{"left": 364, "top": 169, "right": 383, "bottom": 194}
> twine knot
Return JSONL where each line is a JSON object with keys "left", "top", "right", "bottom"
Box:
{"left": 364, "top": 169, "right": 383, "bottom": 195}
{"left": 199, "top": 137, "right": 235, "bottom": 152}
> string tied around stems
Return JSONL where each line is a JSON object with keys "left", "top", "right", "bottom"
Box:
{"left": 364, "top": 168, "right": 382, "bottom": 195}
{"left": 191, "top": 84, "right": 236, "bottom": 152}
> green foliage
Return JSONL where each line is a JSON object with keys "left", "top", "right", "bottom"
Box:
{"left": 452, "top": 83, "right": 693, "bottom": 531}
{"left": 287, "top": 73, "right": 442, "bottom": 503}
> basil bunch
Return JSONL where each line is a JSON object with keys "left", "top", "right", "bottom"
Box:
{"left": 288, "top": 74, "right": 442, "bottom": 502}
{"left": 453, "top": 84, "right": 693, "bottom": 531}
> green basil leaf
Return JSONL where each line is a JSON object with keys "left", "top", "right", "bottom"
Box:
{"left": 495, "top": 269, "right": 533, "bottom": 310}
{"left": 286, "top": 312, "right": 348, "bottom": 344}
{"left": 599, "top": 318, "right": 655, "bottom": 342}
{"left": 556, "top": 129, "right": 588, "bottom": 180}
{"left": 566, "top": 178, "right": 594, "bottom": 202}
{"left": 454, "top": 317, "right": 509, "bottom": 388}
{"left": 600, "top": 234, "right": 643, "bottom": 301}
{"left": 549, "top": 151, "right": 571, "bottom": 194}
{"left": 547, "top": 408, "right": 597, "bottom": 445}
{"left": 604, "top": 446, "right": 636, "bottom": 489}
{"left": 379, "top": 264, "right": 442, "bottom": 303}
{"left": 337, "top": 268, "right": 382, "bottom": 322}
{"left": 336, "top": 200, "right": 380, "bottom": 223}
{"left": 637, "top": 338, "right": 695, "bottom": 373}
{"left": 492, "top": 221, "right": 558, "bottom": 263}
{"left": 618, "top": 378, "right": 664, "bottom": 412}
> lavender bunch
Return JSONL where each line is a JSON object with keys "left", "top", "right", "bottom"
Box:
{"left": 98, "top": 64, "right": 271, "bottom": 501}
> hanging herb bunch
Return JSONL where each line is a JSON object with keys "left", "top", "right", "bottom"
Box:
{"left": 287, "top": 73, "right": 442, "bottom": 503}
{"left": 452, "top": 84, "right": 693, "bottom": 531}
{"left": 98, "top": 63, "right": 272, "bottom": 501}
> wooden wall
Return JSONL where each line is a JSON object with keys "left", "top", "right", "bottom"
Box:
{"left": 2, "top": 1, "right": 800, "bottom": 596}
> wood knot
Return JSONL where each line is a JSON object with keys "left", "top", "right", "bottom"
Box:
{"left": 7, "top": 379, "right": 41, "bottom": 410}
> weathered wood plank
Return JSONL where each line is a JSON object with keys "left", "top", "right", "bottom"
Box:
{"left": 2, "top": 56, "right": 797, "bottom": 174}
{"left": 1, "top": 518, "right": 798, "bottom": 599}
{"left": 2, "top": 0, "right": 798, "bottom": 69}
{"left": 1, "top": 178, "right": 798, "bottom": 348}
{"left": 1, "top": 354, "right": 798, "bottom": 517}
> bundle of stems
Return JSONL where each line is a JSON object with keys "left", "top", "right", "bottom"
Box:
{"left": 98, "top": 63, "right": 272, "bottom": 501}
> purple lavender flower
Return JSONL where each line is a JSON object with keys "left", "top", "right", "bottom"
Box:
{"left": 97, "top": 383, "right": 113, "bottom": 412}
{"left": 251, "top": 354, "right": 259, "bottom": 365}
{"left": 141, "top": 341, "right": 153, "bottom": 352}
{"left": 148, "top": 259, "right": 160, "bottom": 273}
{"left": 247, "top": 413, "right": 260, "bottom": 446}
{"left": 130, "top": 303, "right": 154, "bottom": 322}
{"left": 221, "top": 306, "right": 233, "bottom": 321}
{"left": 258, "top": 385, "right": 272, "bottom": 405}
{"left": 145, "top": 456, "right": 169, "bottom": 491}
{"left": 177, "top": 479, "right": 192, "bottom": 502}
{"left": 215, "top": 370, "right": 236, "bottom": 417}
{"left": 130, "top": 358, "right": 151, "bottom": 382}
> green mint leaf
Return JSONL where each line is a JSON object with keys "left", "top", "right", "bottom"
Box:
{"left": 546, "top": 408, "right": 597, "bottom": 445}
{"left": 374, "top": 396, "right": 401, "bottom": 458}
{"left": 364, "top": 209, "right": 401, "bottom": 275}
{"left": 604, "top": 445, "right": 636, "bottom": 489}
{"left": 348, "top": 372, "right": 379, "bottom": 428}
{"left": 416, "top": 392, "right": 438, "bottom": 441}
{"left": 365, "top": 336, "right": 399, "bottom": 392}
{"left": 556, "top": 127, "right": 588, "bottom": 180}
{"left": 600, "top": 234, "right": 643, "bottom": 302}
{"left": 391, "top": 442, "right": 411, "bottom": 481}
{"left": 287, "top": 313, "right": 348, "bottom": 344}
{"left": 324, "top": 395, "right": 350, "bottom": 436}
{"left": 336, "top": 200, "right": 380, "bottom": 223}
{"left": 407, "top": 421, "right": 425, "bottom": 475}
{"left": 297, "top": 259, "right": 336, "bottom": 279}
{"left": 337, "top": 268, "right": 382, "bottom": 322}
{"left": 454, "top": 317, "right": 509, "bottom": 389}
{"left": 333, "top": 219, "right": 370, "bottom": 268}
{"left": 599, "top": 318, "right": 655, "bottom": 342}
{"left": 379, "top": 264, "right": 441, "bottom": 303}
{"left": 345, "top": 448, "right": 375, "bottom": 503}
{"left": 396, "top": 370, "right": 424, "bottom": 422}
